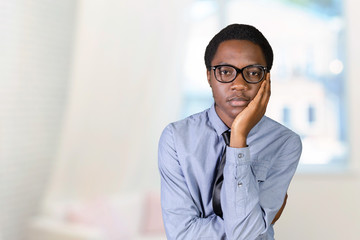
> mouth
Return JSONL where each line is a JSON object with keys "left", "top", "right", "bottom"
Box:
{"left": 227, "top": 95, "right": 250, "bottom": 107}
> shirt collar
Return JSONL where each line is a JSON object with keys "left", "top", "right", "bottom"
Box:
{"left": 208, "top": 103, "right": 229, "bottom": 136}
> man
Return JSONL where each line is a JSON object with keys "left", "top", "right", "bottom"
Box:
{"left": 158, "top": 24, "right": 302, "bottom": 240}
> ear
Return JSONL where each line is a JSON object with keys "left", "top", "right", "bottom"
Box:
{"left": 207, "top": 69, "right": 212, "bottom": 87}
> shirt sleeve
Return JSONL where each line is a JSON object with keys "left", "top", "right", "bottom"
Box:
{"left": 221, "top": 134, "right": 302, "bottom": 240}
{"left": 158, "top": 125, "right": 227, "bottom": 240}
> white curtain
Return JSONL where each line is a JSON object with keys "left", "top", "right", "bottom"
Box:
{"left": 44, "top": 0, "right": 192, "bottom": 203}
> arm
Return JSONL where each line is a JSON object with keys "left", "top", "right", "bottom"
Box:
{"left": 222, "top": 135, "right": 301, "bottom": 239}
{"left": 221, "top": 76, "right": 301, "bottom": 239}
{"left": 271, "top": 193, "right": 288, "bottom": 225}
{"left": 158, "top": 125, "right": 226, "bottom": 240}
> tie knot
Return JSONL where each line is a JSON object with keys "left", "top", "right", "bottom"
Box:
{"left": 222, "top": 130, "right": 231, "bottom": 146}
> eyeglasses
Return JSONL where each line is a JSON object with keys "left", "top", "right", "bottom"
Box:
{"left": 210, "top": 64, "right": 268, "bottom": 84}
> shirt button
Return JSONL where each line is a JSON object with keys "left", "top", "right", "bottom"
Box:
{"left": 238, "top": 153, "right": 244, "bottom": 158}
{"left": 237, "top": 182, "right": 243, "bottom": 187}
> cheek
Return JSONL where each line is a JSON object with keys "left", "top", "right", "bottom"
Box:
{"left": 249, "top": 85, "right": 261, "bottom": 99}
{"left": 211, "top": 84, "right": 227, "bottom": 101}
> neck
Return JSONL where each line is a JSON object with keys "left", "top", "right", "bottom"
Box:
{"left": 214, "top": 104, "right": 234, "bottom": 129}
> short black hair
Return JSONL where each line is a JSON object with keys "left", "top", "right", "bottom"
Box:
{"left": 204, "top": 24, "right": 273, "bottom": 71}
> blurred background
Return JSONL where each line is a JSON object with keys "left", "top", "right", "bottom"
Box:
{"left": 0, "top": 0, "right": 359, "bottom": 239}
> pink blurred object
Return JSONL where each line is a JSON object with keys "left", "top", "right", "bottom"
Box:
{"left": 140, "top": 191, "right": 165, "bottom": 235}
{"left": 66, "top": 198, "right": 131, "bottom": 240}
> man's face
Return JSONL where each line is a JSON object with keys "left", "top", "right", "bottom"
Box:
{"left": 207, "top": 39, "right": 268, "bottom": 127}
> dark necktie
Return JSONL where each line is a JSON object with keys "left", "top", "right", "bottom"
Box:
{"left": 212, "top": 130, "right": 231, "bottom": 219}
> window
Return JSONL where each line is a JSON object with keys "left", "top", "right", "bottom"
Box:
{"left": 181, "top": 0, "right": 348, "bottom": 171}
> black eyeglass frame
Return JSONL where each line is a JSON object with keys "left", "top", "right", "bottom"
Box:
{"left": 210, "top": 64, "right": 268, "bottom": 84}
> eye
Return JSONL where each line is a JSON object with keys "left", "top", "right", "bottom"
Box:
{"left": 220, "top": 69, "right": 231, "bottom": 75}
{"left": 245, "top": 66, "right": 263, "bottom": 78}
{"left": 248, "top": 70, "right": 261, "bottom": 76}
{"left": 218, "top": 66, "right": 234, "bottom": 76}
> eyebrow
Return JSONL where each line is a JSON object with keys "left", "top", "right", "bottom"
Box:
{"left": 215, "top": 62, "right": 263, "bottom": 67}
{"left": 213, "top": 62, "right": 264, "bottom": 68}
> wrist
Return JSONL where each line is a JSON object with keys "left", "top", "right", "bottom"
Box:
{"left": 229, "top": 132, "right": 247, "bottom": 148}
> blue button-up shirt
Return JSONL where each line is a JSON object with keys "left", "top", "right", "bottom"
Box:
{"left": 158, "top": 104, "right": 302, "bottom": 240}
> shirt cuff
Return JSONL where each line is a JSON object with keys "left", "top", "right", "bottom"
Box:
{"left": 225, "top": 146, "right": 252, "bottom": 165}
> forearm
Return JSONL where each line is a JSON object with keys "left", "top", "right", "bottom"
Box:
{"left": 159, "top": 124, "right": 227, "bottom": 239}
{"left": 221, "top": 133, "right": 302, "bottom": 240}
{"left": 221, "top": 147, "right": 273, "bottom": 239}
{"left": 161, "top": 205, "right": 226, "bottom": 240}
{"left": 160, "top": 166, "right": 226, "bottom": 239}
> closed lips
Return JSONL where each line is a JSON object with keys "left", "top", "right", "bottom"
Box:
{"left": 227, "top": 95, "right": 250, "bottom": 102}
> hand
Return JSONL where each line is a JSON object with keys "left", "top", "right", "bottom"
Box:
{"left": 230, "top": 73, "right": 271, "bottom": 147}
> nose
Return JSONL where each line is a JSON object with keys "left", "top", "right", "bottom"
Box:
{"left": 230, "top": 73, "right": 248, "bottom": 91}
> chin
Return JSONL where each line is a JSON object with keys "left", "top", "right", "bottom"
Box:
{"left": 227, "top": 107, "right": 244, "bottom": 120}
{"left": 215, "top": 103, "right": 244, "bottom": 121}
{"left": 231, "top": 105, "right": 245, "bottom": 114}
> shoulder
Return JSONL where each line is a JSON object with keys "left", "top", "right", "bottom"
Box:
{"left": 264, "top": 116, "right": 302, "bottom": 161}
{"left": 160, "top": 108, "right": 211, "bottom": 140}
{"left": 172, "top": 108, "right": 210, "bottom": 130}
{"left": 158, "top": 108, "right": 213, "bottom": 165}
{"left": 261, "top": 116, "right": 301, "bottom": 142}
{"left": 253, "top": 116, "right": 302, "bottom": 160}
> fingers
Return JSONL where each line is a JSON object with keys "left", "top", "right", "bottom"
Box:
{"left": 254, "top": 72, "right": 270, "bottom": 98}
{"left": 251, "top": 78, "right": 266, "bottom": 104}
{"left": 253, "top": 74, "right": 270, "bottom": 105}
{"left": 249, "top": 73, "right": 271, "bottom": 118}
{"left": 261, "top": 73, "right": 271, "bottom": 106}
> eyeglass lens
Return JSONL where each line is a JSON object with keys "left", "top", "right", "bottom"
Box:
{"left": 215, "top": 65, "right": 264, "bottom": 83}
